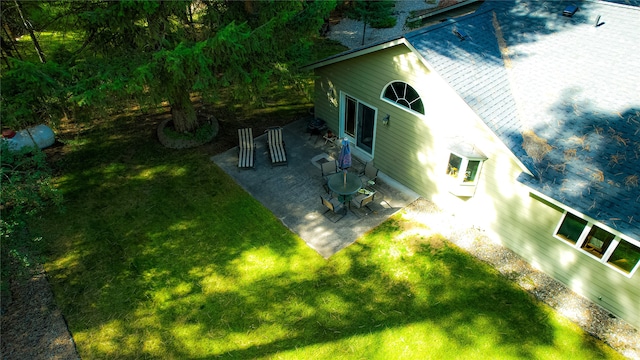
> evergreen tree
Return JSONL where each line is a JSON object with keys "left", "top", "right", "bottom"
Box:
{"left": 71, "top": 0, "right": 334, "bottom": 133}
{"left": 346, "top": 0, "right": 396, "bottom": 45}
{"left": 1, "top": 1, "right": 335, "bottom": 134}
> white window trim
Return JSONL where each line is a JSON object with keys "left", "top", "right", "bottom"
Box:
{"left": 445, "top": 151, "right": 485, "bottom": 197}
{"left": 338, "top": 91, "right": 377, "bottom": 162}
{"left": 552, "top": 212, "right": 589, "bottom": 244}
{"left": 448, "top": 156, "right": 481, "bottom": 185}
{"left": 380, "top": 80, "right": 426, "bottom": 117}
{"left": 456, "top": 157, "right": 483, "bottom": 186}
{"left": 553, "top": 210, "right": 640, "bottom": 277}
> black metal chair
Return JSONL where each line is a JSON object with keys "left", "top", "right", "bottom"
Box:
{"left": 321, "top": 195, "right": 346, "bottom": 222}
{"left": 321, "top": 160, "right": 339, "bottom": 193}
{"left": 359, "top": 161, "right": 379, "bottom": 187}
{"left": 350, "top": 191, "right": 375, "bottom": 216}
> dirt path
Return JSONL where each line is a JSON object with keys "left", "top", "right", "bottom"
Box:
{"left": 1, "top": 264, "right": 79, "bottom": 360}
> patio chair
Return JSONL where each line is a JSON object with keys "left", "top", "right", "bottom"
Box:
{"left": 321, "top": 195, "right": 346, "bottom": 222}
{"left": 237, "top": 128, "right": 255, "bottom": 169}
{"left": 350, "top": 190, "right": 375, "bottom": 216}
{"left": 266, "top": 127, "right": 288, "bottom": 166}
{"left": 320, "top": 160, "right": 339, "bottom": 192}
{"left": 359, "top": 161, "right": 379, "bottom": 187}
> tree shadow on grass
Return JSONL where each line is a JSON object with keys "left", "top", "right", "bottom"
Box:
{"left": 138, "top": 224, "right": 579, "bottom": 358}
{"left": 38, "top": 109, "right": 619, "bottom": 359}
{"left": 45, "top": 209, "right": 615, "bottom": 358}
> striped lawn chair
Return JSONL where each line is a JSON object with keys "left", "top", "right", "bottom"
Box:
{"left": 266, "top": 127, "right": 287, "bottom": 166}
{"left": 237, "top": 128, "right": 255, "bottom": 169}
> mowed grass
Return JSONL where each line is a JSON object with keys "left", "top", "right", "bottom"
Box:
{"left": 36, "top": 111, "right": 623, "bottom": 359}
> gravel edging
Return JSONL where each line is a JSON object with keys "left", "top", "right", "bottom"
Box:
{"left": 402, "top": 198, "right": 640, "bottom": 360}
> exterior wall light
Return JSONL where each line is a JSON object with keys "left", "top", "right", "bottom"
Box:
{"left": 382, "top": 114, "right": 390, "bottom": 126}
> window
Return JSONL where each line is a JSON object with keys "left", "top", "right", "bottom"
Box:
{"left": 446, "top": 153, "right": 462, "bottom": 178}
{"left": 555, "top": 212, "right": 588, "bottom": 244}
{"left": 553, "top": 211, "right": 640, "bottom": 276}
{"left": 464, "top": 160, "right": 481, "bottom": 183}
{"left": 445, "top": 146, "right": 486, "bottom": 197}
{"left": 447, "top": 154, "right": 484, "bottom": 185}
{"left": 608, "top": 241, "right": 640, "bottom": 273}
{"left": 581, "top": 226, "right": 615, "bottom": 258}
{"left": 382, "top": 81, "right": 425, "bottom": 115}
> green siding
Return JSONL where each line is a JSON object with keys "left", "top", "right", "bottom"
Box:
{"left": 491, "top": 191, "right": 640, "bottom": 328}
{"left": 314, "top": 45, "right": 438, "bottom": 195}
{"left": 312, "top": 44, "right": 640, "bottom": 329}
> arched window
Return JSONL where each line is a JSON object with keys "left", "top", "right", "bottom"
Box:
{"left": 382, "top": 81, "right": 424, "bottom": 115}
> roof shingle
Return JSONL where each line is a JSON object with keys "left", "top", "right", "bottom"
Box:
{"left": 406, "top": 0, "right": 640, "bottom": 239}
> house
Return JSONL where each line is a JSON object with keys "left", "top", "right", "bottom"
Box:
{"left": 303, "top": 0, "right": 640, "bottom": 329}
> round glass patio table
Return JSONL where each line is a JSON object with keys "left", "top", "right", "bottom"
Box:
{"left": 327, "top": 172, "right": 362, "bottom": 204}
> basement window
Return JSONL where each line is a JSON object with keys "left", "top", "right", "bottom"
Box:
{"left": 553, "top": 211, "right": 640, "bottom": 276}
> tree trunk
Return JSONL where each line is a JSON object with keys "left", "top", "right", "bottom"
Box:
{"left": 1, "top": 37, "right": 13, "bottom": 68}
{"left": 2, "top": 25, "right": 22, "bottom": 60}
{"left": 244, "top": 0, "right": 255, "bottom": 16}
{"left": 187, "top": 3, "right": 193, "bottom": 24}
{"left": 169, "top": 88, "right": 198, "bottom": 133}
{"left": 1, "top": 53, "right": 10, "bottom": 68}
{"left": 14, "top": 0, "right": 46, "bottom": 63}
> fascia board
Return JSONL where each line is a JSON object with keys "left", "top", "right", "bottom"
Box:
{"left": 301, "top": 38, "right": 407, "bottom": 71}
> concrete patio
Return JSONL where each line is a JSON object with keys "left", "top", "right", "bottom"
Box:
{"left": 211, "top": 118, "right": 419, "bottom": 258}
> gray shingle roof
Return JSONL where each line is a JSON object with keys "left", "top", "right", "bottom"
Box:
{"left": 406, "top": 0, "right": 640, "bottom": 239}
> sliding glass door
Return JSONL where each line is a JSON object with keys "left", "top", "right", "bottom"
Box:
{"left": 342, "top": 94, "right": 376, "bottom": 158}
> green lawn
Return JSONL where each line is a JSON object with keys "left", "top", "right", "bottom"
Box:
{"left": 36, "top": 112, "right": 624, "bottom": 359}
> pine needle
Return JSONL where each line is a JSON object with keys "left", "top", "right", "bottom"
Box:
{"left": 522, "top": 130, "right": 552, "bottom": 163}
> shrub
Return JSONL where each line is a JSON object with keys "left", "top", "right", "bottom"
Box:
{"left": 1, "top": 141, "right": 62, "bottom": 288}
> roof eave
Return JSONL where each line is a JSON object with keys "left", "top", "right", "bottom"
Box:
{"left": 301, "top": 38, "right": 408, "bottom": 71}
{"left": 521, "top": 176, "right": 640, "bottom": 244}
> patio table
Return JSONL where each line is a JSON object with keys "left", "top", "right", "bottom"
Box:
{"left": 327, "top": 172, "right": 362, "bottom": 204}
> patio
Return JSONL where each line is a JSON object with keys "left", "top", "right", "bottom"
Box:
{"left": 211, "top": 118, "right": 419, "bottom": 258}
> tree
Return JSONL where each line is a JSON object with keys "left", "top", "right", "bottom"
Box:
{"left": 1, "top": 1, "right": 335, "bottom": 134}
{"left": 67, "top": 0, "right": 336, "bottom": 133}
{"left": 0, "top": 1, "right": 81, "bottom": 129}
{"left": 12, "top": 0, "right": 46, "bottom": 63}
{"left": 345, "top": 0, "right": 396, "bottom": 45}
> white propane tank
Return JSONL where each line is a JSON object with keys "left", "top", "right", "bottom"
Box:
{"left": 2, "top": 124, "right": 55, "bottom": 151}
